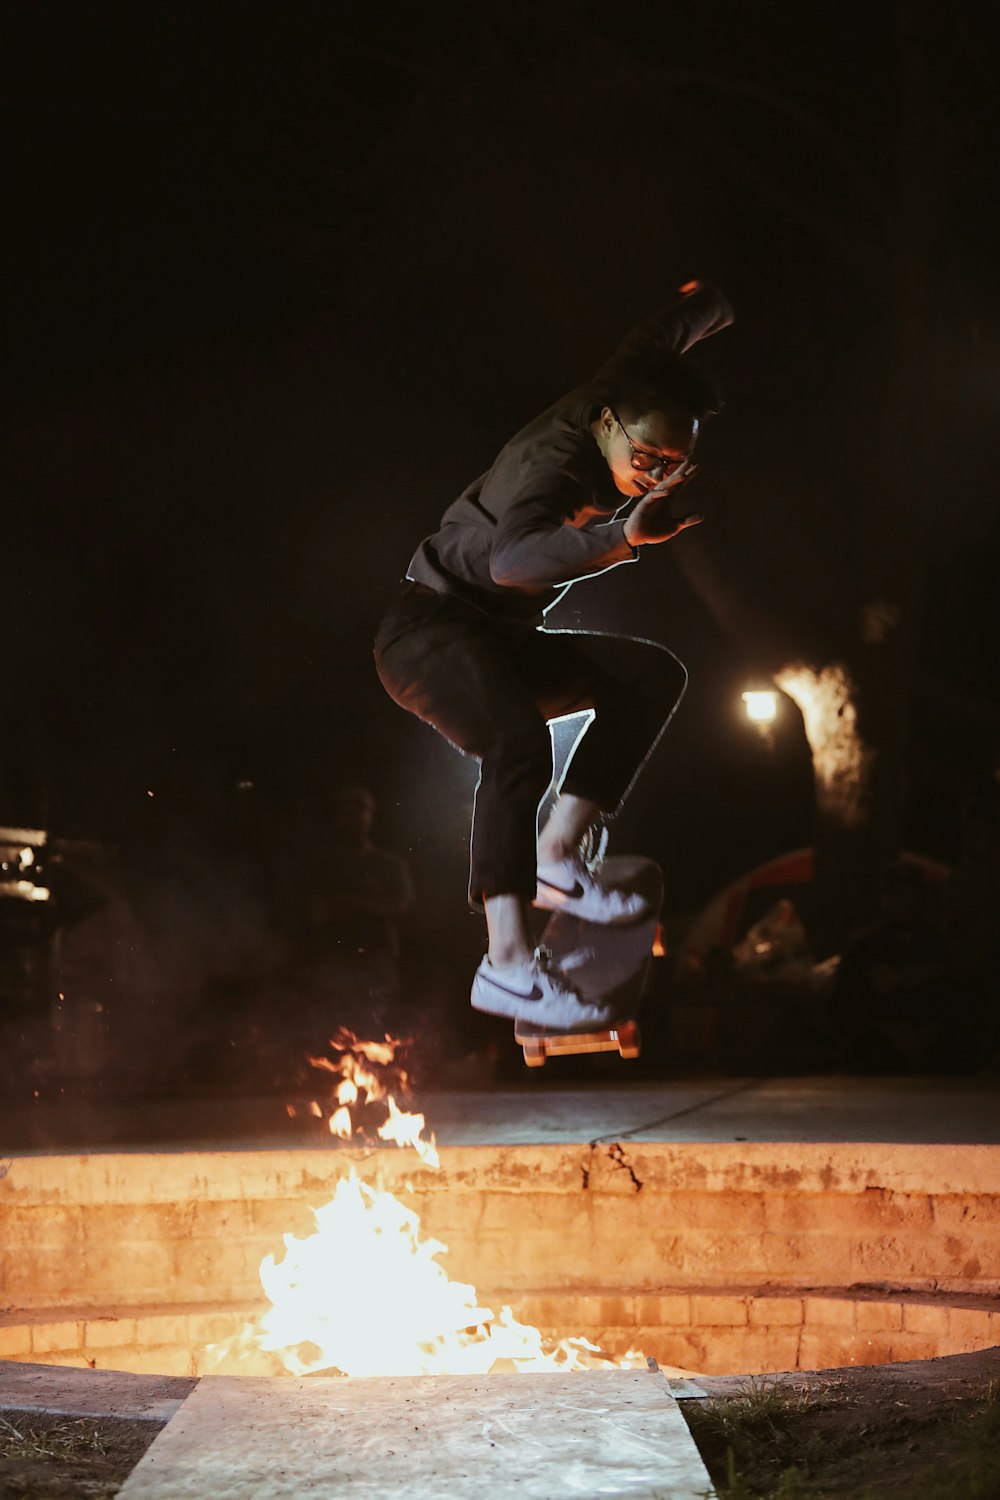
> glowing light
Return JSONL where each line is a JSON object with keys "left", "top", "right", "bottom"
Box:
{"left": 742, "top": 690, "right": 777, "bottom": 724}
{"left": 0, "top": 879, "right": 52, "bottom": 902}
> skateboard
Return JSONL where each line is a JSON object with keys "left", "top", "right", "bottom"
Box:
{"left": 514, "top": 855, "right": 663, "bottom": 1067}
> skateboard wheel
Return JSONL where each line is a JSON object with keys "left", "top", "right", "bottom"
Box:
{"left": 617, "top": 1021, "right": 641, "bottom": 1059}
{"left": 521, "top": 1040, "right": 547, "bottom": 1067}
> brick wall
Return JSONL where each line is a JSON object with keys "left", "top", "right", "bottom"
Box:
{"left": 3, "top": 1143, "right": 999, "bottom": 1307}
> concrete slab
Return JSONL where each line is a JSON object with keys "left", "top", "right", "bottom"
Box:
{"left": 663, "top": 1076, "right": 1000, "bottom": 1146}
{"left": 116, "top": 1369, "right": 715, "bottom": 1499}
{"left": 0, "top": 1358, "right": 195, "bottom": 1422}
{"left": 1, "top": 1074, "right": 997, "bottom": 1154}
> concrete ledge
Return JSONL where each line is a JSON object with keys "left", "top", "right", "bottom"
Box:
{"left": 5, "top": 1141, "right": 1000, "bottom": 1202}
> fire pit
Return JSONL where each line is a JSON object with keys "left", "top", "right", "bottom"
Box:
{"left": 3, "top": 1136, "right": 998, "bottom": 1378}
{"left": 3, "top": 1041, "right": 999, "bottom": 1379}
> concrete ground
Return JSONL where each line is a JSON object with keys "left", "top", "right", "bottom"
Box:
{"left": 1, "top": 1074, "right": 997, "bottom": 1154}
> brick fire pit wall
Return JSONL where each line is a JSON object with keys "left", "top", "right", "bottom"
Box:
{"left": 2, "top": 1142, "right": 998, "bottom": 1376}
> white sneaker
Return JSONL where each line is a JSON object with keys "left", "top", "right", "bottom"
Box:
{"left": 471, "top": 947, "right": 615, "bottom": 1032}
{"left": 534, "top": 855, "right": 650, "bottom": 926}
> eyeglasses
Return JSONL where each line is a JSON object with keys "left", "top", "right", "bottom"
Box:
{"left": 613, "top": 412, "right": 690, "bottom": 476}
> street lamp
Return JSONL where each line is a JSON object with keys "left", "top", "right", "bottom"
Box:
{"left": 742, "top": 688, "right": 778, "bottom": 747}
{"left": 742, "top": 690, "right": 778, "bottom": 725}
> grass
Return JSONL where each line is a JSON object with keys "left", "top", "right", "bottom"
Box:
{"left": 909, "top": 1380, "right": 1000, "bottom": 1500}
{"left": 681, "top": 1375, "right": 1000, "bottom": 1499}
{"left": 0, "top": 1411, "right": 108, "bottom": 1463}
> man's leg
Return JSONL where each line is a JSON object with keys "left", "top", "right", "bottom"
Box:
{"left": 375, "top": 588, "right": 549, "bottom": 961}
{"left": 512, "top": 628, "right": 687, "bottom": 903}
{"left": 536, "top": 792, "right": 603, "bottom": 865}
{"left": 483, "top": 892, "right": 534, "bottom": 967}
{"left": 374, "top": 589, "right": 619, "bottom": 1028}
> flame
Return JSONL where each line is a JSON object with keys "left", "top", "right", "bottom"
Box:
{"left": 231, "top": 1169, "right": 638, "bottom": 1378}
{"left": 377, "top": 1095, "right": 440, "bottom": 1168}
{"left": 203, "top": 1033, "right": 645, "bottom": 1378}
{"left": 341, "top": 1035, "right": 397, "bottom": 1066}
{"left": 304, "top": 1029, "right": 437, "bottom": 1164}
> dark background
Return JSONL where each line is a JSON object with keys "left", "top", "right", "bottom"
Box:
{"left": 4, "top": 2, "right": 998, "bottom": 1012}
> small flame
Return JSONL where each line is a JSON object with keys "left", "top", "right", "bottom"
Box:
{"left": 378, "top": 1096, "right": 439, "bottom": 1169}
{"left": 339, "top": 1035, "right": 397, "bottom": 1066}
{"left": 304, "top": 1030, "right": 436, "bottom": 1164}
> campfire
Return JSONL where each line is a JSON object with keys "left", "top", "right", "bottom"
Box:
{"left": 207, "top": 1032, "right": 643, "bottom": 1379}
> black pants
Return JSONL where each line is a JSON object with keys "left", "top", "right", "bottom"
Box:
{"left": 374, "top": 583, "right": 686, "bottom": 905}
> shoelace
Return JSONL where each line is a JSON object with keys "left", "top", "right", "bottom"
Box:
{"left": 579, "top": 822, "right": 609, "bottom": 875}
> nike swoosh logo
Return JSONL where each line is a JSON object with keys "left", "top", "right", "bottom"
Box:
{"left": 537, "top": 877, "right": 586, "bottom": 900}
{"left": 481, "top": 974, "right": 545, "bottom": 1003}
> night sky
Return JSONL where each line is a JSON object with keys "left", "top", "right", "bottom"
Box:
{"left": 5, "top": 1, "right": 998, "bottom": 926}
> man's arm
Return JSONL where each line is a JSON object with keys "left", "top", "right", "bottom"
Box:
{"left": 490, "top": 479, "right": 637, "bottom": 590}
{"left": 600, "top": 280, "right": 734, "bottom": 369}
{"left": 490, "top": 281, "right": 732, "bottom": 587}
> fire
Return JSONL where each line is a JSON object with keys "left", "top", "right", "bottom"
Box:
{"left": 304, "top": 1027, "right": 439, "bottom": 1166}
{"left": 204, "top": 1033, "right": 643, "bottom": 1378}
{"left": 253, "top": 1169, "right": 609, "bottom": 1378}
{"left": 377, "top": 1094, "right": 440, "bottom": 1168}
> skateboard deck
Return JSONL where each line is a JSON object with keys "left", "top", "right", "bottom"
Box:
{"left": 515, "top": 855, "right": 663, "bottom": 1067}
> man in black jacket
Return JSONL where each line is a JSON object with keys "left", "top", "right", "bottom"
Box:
{"left": 375, "top": 280, "right": 733, "bottom": 1031}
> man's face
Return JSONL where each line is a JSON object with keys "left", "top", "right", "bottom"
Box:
{"left": 601, "top": 406, "right": 699, "bottom": 498}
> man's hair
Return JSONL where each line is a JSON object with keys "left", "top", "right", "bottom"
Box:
{"left": 598, "top": 346, "right": 724, "bottom": 425}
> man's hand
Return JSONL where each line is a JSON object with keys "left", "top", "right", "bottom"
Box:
{"left": 622, "top": 462, "right": 703, "bottom": 547}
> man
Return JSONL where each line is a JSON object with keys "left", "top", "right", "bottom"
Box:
{"left": 375, "top": 280, "right": 733, "bottom": 1031}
